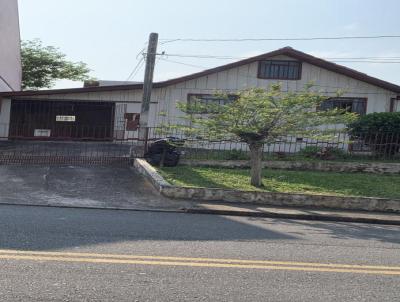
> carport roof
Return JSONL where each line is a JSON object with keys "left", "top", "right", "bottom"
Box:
{"left": 2, "top": 47, "right": 400, "bottom": 97}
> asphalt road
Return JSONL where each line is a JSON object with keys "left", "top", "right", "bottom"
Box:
{"left": 0, "top": 205, "right": 399, "bottom": 301}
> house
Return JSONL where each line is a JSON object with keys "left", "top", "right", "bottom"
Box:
{"left": 1, "top": 47, "right": 400, "bottom": 141}
{"left": 0, "top": 0, "right": 22, "bottom": 92}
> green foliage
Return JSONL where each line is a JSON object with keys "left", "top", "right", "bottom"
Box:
{"left": 21, "top": 39, "right": 92, "bottom": 90}
{"left": 299, "top": 146, "right": 347, "bottom": 160}
{"left": 299, "top": 146, "right": 322, "bottom": 157}
{"left": 348, "top": 112, "right": 400, "bottom": 156}
{"left": 224, "top": 149, "right": 249, "bottom": 160}
{"left": 348, "top": 112, "right": 400, "bottom": 133}
{"left": 168, "top": 85, "right": 358, "bottom": 144}
{"left": 162, "top": 84, "right": 358, "bottom": 186}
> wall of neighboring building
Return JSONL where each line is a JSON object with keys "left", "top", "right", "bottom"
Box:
{"left": 0, "top": 0, "right": 22, "bottom": 92}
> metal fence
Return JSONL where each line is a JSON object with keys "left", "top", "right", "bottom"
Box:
{"left": 0, "top": 122, "right": 399, "bottom": 164}
{"left": 144, "top": 127, "right": 400, "bottom": 161}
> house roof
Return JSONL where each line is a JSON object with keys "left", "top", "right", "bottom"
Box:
{"left": 2, "top": 47, "right": 400, "bottom": 97}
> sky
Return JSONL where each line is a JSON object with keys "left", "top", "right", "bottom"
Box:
{"left": 18, "top": 0, "right": 400, "bottom": 89}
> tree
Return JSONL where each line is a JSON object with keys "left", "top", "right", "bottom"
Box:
{"left": 21, "top": 39, "right": 91, "bottom": 90}
{"left": 167, "top": 85, "right": 357, "bottom": 187}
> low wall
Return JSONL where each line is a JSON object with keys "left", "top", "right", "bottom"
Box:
{"left": 180, "top": 159, "right": 400, "bottom": 174}
{"left": 134, "top": 159, "right": 400, "bottom": 213}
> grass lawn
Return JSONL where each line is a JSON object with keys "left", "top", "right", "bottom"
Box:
{"left": 158, "top": 166, "right": 400, "bottom": 199}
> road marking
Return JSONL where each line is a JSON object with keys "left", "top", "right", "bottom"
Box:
{"left": 0, "top": 249, "right": 398, "bottom": 270}
{"left": 0, "top": 250, "right": 399, "bottom": 275}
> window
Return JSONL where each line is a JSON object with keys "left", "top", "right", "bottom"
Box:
{"left": 319, "top": 97, "right": 367, "bottom": 115}
{"left": 187, "top": 94, "right": 237, "bottom": 113}
{"left": 258, "top": 60, "right": 302, "bottom": 80}
{"left": 390, "top": 98, "right": 400, "bottom": 112}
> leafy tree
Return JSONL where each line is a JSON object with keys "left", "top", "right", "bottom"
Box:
{"left": 21, "top": 39, "right": 91, "bottom": 90}
{"left": 165, "top": 85, "right": 357, "bottom": 187}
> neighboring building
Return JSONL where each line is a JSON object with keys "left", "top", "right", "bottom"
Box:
{"left": 1, "top": 47, "right": 400, "bottom": 141}
{"left": 0, "top": 0, "right": 22, "bottom": 92}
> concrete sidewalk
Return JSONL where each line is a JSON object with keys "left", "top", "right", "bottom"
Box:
{"left": 0, "top": 165, "right": 399, "bottom": 225}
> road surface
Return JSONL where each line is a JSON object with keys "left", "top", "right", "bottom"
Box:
{"left": 0, "top": 205, "right": 399, "bottom": 301}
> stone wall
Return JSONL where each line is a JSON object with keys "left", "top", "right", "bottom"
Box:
{"left": 180, "top": 159, "right": 400, "bottom": 174}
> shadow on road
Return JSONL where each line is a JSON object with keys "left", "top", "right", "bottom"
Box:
{"left": 0, "top": 205, "right": 297, "bottom": 251}
{"left": 249, "top": 217, "right": 400, "bottom": 245}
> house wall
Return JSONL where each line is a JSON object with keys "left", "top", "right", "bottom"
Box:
{"left": 0, "top": 0, "right": 21, "bottom": 92}
{"left": 4, "top": 54, "right": 397, "bottom": 142}
{"left": 160, "top": 55, "right": 396, "bottom": 123}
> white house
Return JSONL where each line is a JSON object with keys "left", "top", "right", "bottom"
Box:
{"left": 1, "top": 47, "right": 400, "bottom": 141}
{"left": 0, "top": 0, "right": 22, "bottom": 92}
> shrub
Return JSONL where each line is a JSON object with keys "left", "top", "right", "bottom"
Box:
{"left": 299, "top": 146, "right": 321, "bottom": 158}
{"left": 348, "top": 112, "right": 400, "bottom": 156}
{"left": 224, "top": 149, "right": 249, "bottom": 160}
{"left": 299, "top": 146, "right": 347, "bottom": 160}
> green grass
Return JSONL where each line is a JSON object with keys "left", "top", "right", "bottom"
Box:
{"left": 158, "top": 166, "right": 400, "bottom": 199}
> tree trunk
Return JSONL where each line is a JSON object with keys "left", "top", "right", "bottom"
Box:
{"left": 249, "top": 142, "right": 263, "bottom": 187}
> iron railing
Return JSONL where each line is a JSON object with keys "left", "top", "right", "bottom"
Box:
{"left": 0, "top": 123, "right": 399, "bottom": 164}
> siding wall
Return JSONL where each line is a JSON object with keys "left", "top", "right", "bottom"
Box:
{"left": 3, "top": 55, "right": 397, "bottom": 137}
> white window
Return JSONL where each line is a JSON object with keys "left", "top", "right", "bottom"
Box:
{"left": 394, "top": 100, "right": 400, "bottom": 112}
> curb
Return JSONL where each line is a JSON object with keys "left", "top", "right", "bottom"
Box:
{"left": 0, "top": 201, "right": 399, "bottom": 226}
{"left": 185, "top": 208, "right": 400, "bottom": 226}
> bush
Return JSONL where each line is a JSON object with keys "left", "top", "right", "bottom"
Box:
{"left": 299, "top": 146, "right": 347, "bottom": 160}
{"left": 224, "top": 149, "right": 249, "bottom": 160}
{"left": 348, "top": 112, "right": 400, "bottom": 133}
{"left": 348, "top": 112, "right": 400, "bottom": 156}
{"left": 299, "top": 146, "right": 321, "bottom": 158}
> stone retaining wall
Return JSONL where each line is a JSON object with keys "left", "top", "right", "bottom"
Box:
{"left": 134, "top": 159, "right": 400, "bottom": 213}
{"left": 180, "top": 159, "right": 400, "bottom": 174}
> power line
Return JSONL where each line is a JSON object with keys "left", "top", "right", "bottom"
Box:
{"left": 159, "top": 35, "right": 400, "bottom": 44}
{"left": 157, "top": 53, "right": 400, "bottom": 63}
{"left": 158, "top": 57, "right": 210, "bottom": 70}
{"left": 126, "top": 56, "right": 145, "bottom": 81}
{"left": 158, "top": 58, "right": 398, "bottom": 95}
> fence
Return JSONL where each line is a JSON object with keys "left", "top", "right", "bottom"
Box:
{"left": 0, "top": 122, "right": 399, "bottom": 164}
{"left": 144, "top": 127, "right": 400, "bottom": 161}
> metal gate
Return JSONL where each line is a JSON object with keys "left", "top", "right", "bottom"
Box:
{"left": 0, "top": 100, "right": 149, "bottom": 165}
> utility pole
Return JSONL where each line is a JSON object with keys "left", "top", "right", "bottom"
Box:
{"left": 140, "top": 32, "right": 158, "bottom": 128}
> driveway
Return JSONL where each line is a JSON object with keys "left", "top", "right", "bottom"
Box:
{"left": 0, "top": 165, "right": 192, "bottom": 210}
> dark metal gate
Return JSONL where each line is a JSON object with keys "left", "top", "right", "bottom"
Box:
{"left": 0, "top": 100, "right": 148, "bottom": 165}
{"left": 9, "top": 100, "right": 115, "bottom": 140}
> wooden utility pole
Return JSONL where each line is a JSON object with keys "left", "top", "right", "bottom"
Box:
{"left": 140, "top": 32, "right": 159, "bottom": 128}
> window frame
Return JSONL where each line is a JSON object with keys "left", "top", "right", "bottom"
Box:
{"left": 257, "top": 60, "right": 302, "bottom": 80}
{"left": 318, "top": 97, "right": 368, "bottom": 115}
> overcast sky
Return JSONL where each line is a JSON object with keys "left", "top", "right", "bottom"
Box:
{"left": 18, "top": 0, "right": 400, "bottom": 88}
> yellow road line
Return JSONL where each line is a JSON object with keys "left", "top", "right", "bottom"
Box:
{"left": 0, "top": 249, "right": 398, "bottom": 271}
{"left": 0, "top": 253, "right": 399, "bottom": 275}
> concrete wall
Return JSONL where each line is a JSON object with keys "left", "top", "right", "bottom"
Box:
{"left": 0, "top": 0, "right": 21, "bottom": 91}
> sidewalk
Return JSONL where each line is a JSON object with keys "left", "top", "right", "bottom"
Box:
{"left": 184, "top": 203, "right": 400, "bottom": 226}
